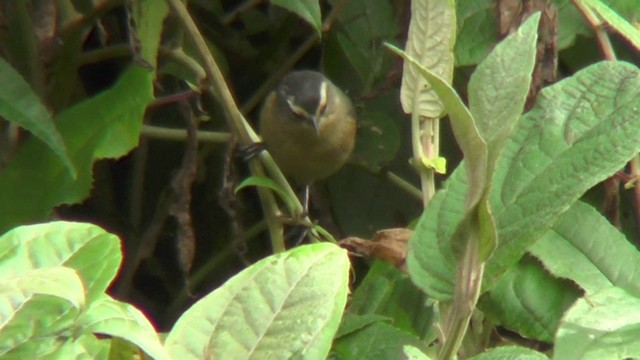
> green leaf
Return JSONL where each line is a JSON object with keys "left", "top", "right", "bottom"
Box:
{"left": 324, "top": 0, "right": 397, "bottom": 91}
{"left": 331, "top": 321, "right": 427, "bottom": 360}
{"left": 530, "top": 201, "right": 640, "bottom": 297}
{"left": 450, "top": 13, "right": 539, "bottom": 262}
{"left": 334, "top": 313, "right": 391, "bottom": 338}
{"left": 468, "top": 12, "right": 539, "bottom": 170}
{"left": 399, "top": 0, "right": 456, "bottom": 118}
{"left": 0, "top": 0, "right": 167, "bottom": 233}
{"left": 352, "top": 111, "right": 401, "bottom": 168}
{"left": 468, "top": 345, "right": 549, "bottom": 360}
{"left": 0, "top": 267, "right": 84, "bottom": 357}
{"left": 235, "top": 175, "right": 295, "bottom": 213}
{"left": 0, "top": 57, "right": 74, "bottom": 177}
{"left": 478, "top": 255, "right": 581, "bottom": 342}
{"left": 582, "top": 0, "right": 640, "bottom": 51}
{"left": 406, "top": 177, "right": 460, "bottom": 300}
{"left": 347, "top": 261, "right": 434, "bottom": 338}
{"left": 0, "top": 221, "right": 121, "bottom": 302}
{"left": 76, "top": 295, "right": 169, "bottom": 360}
{"left": 271, "top": 0, "right": 322, "bottom": 36}
{"left": 404, "top": 345, "right": 433, "bottom": 360}
{"left": 455, "top": 0, "right": 499, "bottom": 66}
{"left": 485, "top": 61, "right": 640, "bottom": 290}
{"left": 387, "top": 43, "right": 486, "bottom": 203}
{"left": 407, "top": 61, "right": 640, "bottom": 300}
{"left": 555, "top": 286, "right": 640, "bottom": 360}
{"left": 556, "top": 0, "right": 593, "bottom": 49}
{"left": 48, "top": 335, "right": 111, "bottom": 360}
{"left": 165, "top": 243, "right": 350, "bottom": 360}
{"left": 0, "top": 67, "right": 153, "bottom": 233}
{"left": 129, "top": 0, "right": 169, "bottom": 68}
{"left": 94, "top": 0, "right": 167, "bottom": 158}
{"left": 421, "top": 156, "right": 447, "bottom": 174}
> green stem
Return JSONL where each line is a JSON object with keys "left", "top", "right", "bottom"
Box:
{"left": 165, "top": 0, "right": 290, "bottom": 252}
{"left": 141, "top": 124, "right": 230, "bottom": 143}
{"left": 411, "top": 113, "right": 438, "bottom": 207}
{"left": 438, "top": 234, "right": 484, "bottom": 360}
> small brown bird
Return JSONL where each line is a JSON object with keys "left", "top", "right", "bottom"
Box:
{"left": 259, "top": 71, "right": 357, "bottom": 185}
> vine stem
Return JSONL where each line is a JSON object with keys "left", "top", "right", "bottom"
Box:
{"left": 165, "top": 0, "right": 288, "bottom": 252}
{"left": 439, "top": 232, "right": 484, "bottom": 360}
{"left": 411, "top": 113, "right": 438, "bottom": 207}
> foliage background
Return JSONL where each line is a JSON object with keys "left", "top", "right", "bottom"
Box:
{"left": 0, "top": 0, "right": 639, "bottom": 350}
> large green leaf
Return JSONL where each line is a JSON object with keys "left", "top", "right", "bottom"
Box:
{"left": 165, "top": 243, "right": 350, "bottom": 359}
{"left": 485, "top": 61, "right": 640, "bottom": 289}
{"left": 0, "top": 0, "right": 167, "bottom": 234}
{"left": 530, "top": 201, "right": 640, "bottom": 297}
{"left": 555, "top": 286, "right": 640, "bottom": 360}
{"left": 406, "top": 13, "right": 540, "bottom": 298}
{"left": 407, "top": 61, "right": 640, "bottom": 299}
{"left": 76, "top": 295, "right": 169, "bottom": 360}
{"left": 0, "top": 222, "right": 121, "bottom": 302}
{"left": 478, "top": 256, "right": 581, "bottom": 342}
{"left": 0, "top": 57, "right": 74, "bottom": 176}
{"left": 0, "top": 67, "right": 152, "bottom": 233}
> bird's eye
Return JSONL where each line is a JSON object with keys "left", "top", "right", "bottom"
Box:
{"left": 287, "top": 98, "right": 310, "bottom": 119}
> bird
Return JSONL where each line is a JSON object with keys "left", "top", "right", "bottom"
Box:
{"left": 259, "top": 70, "right": 357, "bottom": 185}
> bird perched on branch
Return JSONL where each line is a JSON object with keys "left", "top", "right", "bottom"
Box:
{"left": 259, "top": 70, "right": 357, "bottom": 185}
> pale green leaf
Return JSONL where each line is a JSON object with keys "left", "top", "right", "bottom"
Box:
{"left": 400, "top": 0, "right": 456, "bottom": 118}
{"left": 555, "top": 287, "right": 640, "bottom": 360}
{"left": 387, "top": 43, "right": 486, "bottom": 202}
{"left": 469, "top": 12, "right": 540, "bottom": 170}
{"left": 0, "top": 221, "right": 121, "bottom": 302}
{"left": 530, "top": 201, "right": 640, "bottom": 297}
{"left": 76, "top": 295, "right": 169, "bottom": 360}
{"left": 469, "top": 346, "right": 549, "bottom": 360}
{"left": 404, "top": 345, "right": 433, "bottom": 360}
{"left": 165, "top": 243, "right": 350, "bottom": 360}
{"left": 0, "top": 267, "right": 84, "bottom": 357}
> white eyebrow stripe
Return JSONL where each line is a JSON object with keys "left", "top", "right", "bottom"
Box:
{"left": 317, "top": 81, "right": 328, "bottom": 116}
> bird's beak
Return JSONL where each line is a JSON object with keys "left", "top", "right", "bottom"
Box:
{"left": 312, "top": 116, "right": 321, "bottom": 135}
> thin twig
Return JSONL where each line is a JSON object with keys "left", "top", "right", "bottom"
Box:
{"left": 141, "top": 124, "right": 230, "bottom": 143}
{"left": 165, "top": 0, "right": 287, "bottom": 252}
